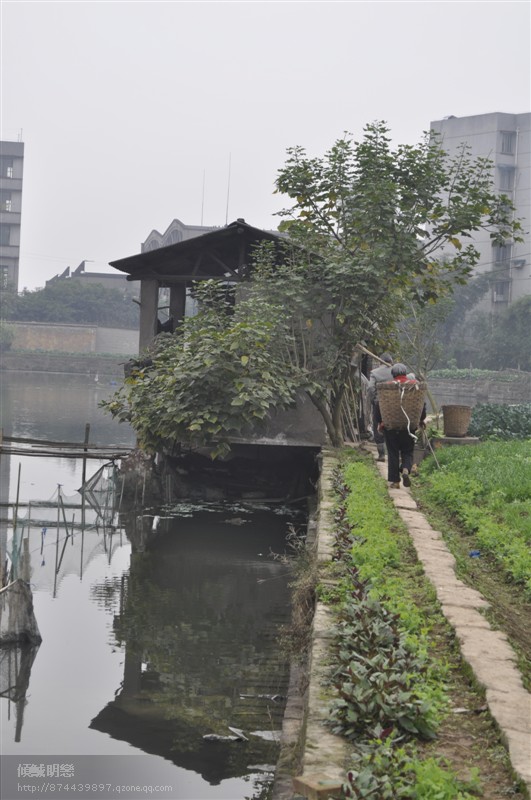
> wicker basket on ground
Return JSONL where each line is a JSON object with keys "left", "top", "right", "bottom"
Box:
{"left": 442, "top": 404, "right": 472, "bottom": 437}
{"left": 377, "top": 382, "right": 427, "bottom": 431}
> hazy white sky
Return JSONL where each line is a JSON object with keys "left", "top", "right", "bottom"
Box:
{"left": 2, "top": 0, "right": 530, "bottom": 290}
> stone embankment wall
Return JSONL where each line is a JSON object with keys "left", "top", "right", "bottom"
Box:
{"left": 8, "top": 321, "right": 138, "bottom": 356}
{"left": 0, "top": 351, "right": 127, "bottom": 378}
{"left": 428, "top": 376, "right": 530, "bottom": 409}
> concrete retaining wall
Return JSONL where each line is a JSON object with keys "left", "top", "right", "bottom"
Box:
{"left": 0, "top": 351, "right": 127, "bottom": 378}
{"left": 9, "top": 322, "right": 138, "bottom": 356}
{"left": 428, "top": 376, "right": 531, "bottom": 409}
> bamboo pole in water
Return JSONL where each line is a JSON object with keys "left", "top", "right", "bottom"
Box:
{"left": 13, "top": 463, "right": 21, "bottom": 534}
{"left": 81, "top": 423, "right": 90, "bottom": 533}
{"left": 53, "top": 486, "right": 61, "bottom": 598}
{"left": 82, "top": 423, "right": 90, "bottom": 487}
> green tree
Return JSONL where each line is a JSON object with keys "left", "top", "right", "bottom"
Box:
{"left": 0, "top": 281, "right": 18, "bottom": 320}
{"left": 395, "top": 272, "right": 492, "bottom": 378}
{"left": 104, "top": 122, "right": 521, "bottom": 452}
{"left": 103, "top": 280, "right": 302, "bottom": 457}
{"left": 10, "top": 280, "right": 139, "bottom": 328}
{"left": 269, "top": 122, "right": 520, "bottom": 443}
{"left": 472, "top": 295, "right": 531, "bottom": 371}
{"left": 0, "top": 319, "right": 15, "bottom": 350}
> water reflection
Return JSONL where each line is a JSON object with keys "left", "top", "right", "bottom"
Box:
{"left": 0, "top": 644, "right": 39, "bottom": 742}
{"left": 0, "top": 371, "right": 135, "bottom": 446}
{"left": 5, "top": 465, "right": 125, "bottom": 596}
{"left": 0, "top": 371, "right": 304, "bottom": 797}
{"left": 90, "top": 505, "right": 296, "bottom": 788}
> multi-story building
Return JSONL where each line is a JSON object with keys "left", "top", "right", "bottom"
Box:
{"left": 0, "top": 140, "right": 24, "bottom": 291}
{"left": 430, "top": 112, "right": 530, "bottom": 311}
{"left": 141, "top": 218, "right": 217, "bottom": 252}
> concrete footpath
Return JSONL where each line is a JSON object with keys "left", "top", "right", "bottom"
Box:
{"left": 282, "top": 448, "right": 531, "bottom": 800}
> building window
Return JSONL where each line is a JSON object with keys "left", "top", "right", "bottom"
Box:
{"left": 166, "top": 230, "right": 182, "bottom": 245}
{"left": 0, "top": 266, "right": 9, "bottom": 288}
{"left": 0, "top": 224, "right": 11, "bottom": 246}
{"left": 493, "top": 243, "right": 512, "bottom": 265}
{"left": 498, "top": 166, "right": 515, "bottom": 192}
{"left": 500, "top": 131, "right": 516, "bottom": 155}
{"left": 492, "top": 280, "right": 510, "bottom": 303}
{"left": 0, "top": 157, "right": 14, "bottom": 178}
{"left": 0, "top": 190, "right": 12, "bottom": 211}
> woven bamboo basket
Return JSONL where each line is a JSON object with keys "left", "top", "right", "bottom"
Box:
{"left": 442, "top": 405, "right": 472, "bottom": 437}
{"left": 377, "top": 382, "right": 427, "bottom": 430}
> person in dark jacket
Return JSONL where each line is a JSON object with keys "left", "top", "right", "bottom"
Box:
{"left": 374, "top": 363, "right": 426, "bottom": 488}
{"left": 367, "top": 353, "right": 394, "bottom": 461}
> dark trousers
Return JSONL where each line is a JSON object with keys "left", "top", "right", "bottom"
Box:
{"left": 372, "top": 404, "right": 385, "bottom": 452}
{"left": 383, "top": 429, "right": 416, "bottom": 483}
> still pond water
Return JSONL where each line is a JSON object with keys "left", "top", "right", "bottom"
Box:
{"left": 0, "top": 372, "right": 301, "bottom": 799}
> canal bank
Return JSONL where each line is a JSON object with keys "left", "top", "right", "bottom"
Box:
{"left": 0, "top": 351, "right": 128, "bottom": 378}
{"left": 273, "top": 446, "right": 530, "bottom": 800}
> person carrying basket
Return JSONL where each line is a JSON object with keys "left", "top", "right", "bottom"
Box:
{"left": 374, "top": 363, "right": 427, "bottom": 488}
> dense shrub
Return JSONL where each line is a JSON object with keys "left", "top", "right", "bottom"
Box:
{"left": 9, "top": 282, "right": 139, "bottom": 329}
{"left": 0, "top": 320, "right": 14, "bottom": 350}
{"left": 468, "top": 403, "right": 531, "bottom": 440}
{"left": 430, "top": 368, "right": 526, "bottom": 382}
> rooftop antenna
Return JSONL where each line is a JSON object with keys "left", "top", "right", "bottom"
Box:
{"left": 225, "top": 153, "right": 231, "bottom": 225}
{"left": 200, "top": 169, "right": 206, "bottom": 226}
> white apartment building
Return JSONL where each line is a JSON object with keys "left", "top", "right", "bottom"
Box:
{"left": 0, "top": 140, "right": 24, "bottom": 291}
{"left": 430, "top": 112, "right": 530, "bottom": 311}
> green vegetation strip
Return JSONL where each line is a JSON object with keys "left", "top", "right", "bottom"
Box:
{"left": 429, "top": 368, "right": 527, "bottom": 382}
{"left": 468, "top": 404, "right": 531, "bottom": 441}
{"left": 323, "top": 450, "right": 482, "bottom": 798}
{"left": 417, "top": 440, "right": 531, "bottom": 596}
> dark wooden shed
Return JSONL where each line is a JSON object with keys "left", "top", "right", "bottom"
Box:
{"left": 109, "top": 219, "right": 326, "bottom": 447}
{"left": 109, "top": 219, "right": 285, "bottom": 353}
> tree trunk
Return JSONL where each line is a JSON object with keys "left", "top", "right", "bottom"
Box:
{"left": 307, "top": 391, "right": 343, "bottom": 448}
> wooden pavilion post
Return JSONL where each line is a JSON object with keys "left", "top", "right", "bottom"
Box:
{"left": 169, "top": 283, "right": 187, "bottom": 328}
{"left": 138, "top": 279, "right": 159, "bottom": 352}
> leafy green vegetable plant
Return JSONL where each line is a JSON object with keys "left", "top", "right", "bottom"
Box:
{"left": 418, "top": 441, "right": 531, "bottom": 594}
{"left": 468, "top": 403, "right": 531, "bottom": 440}
{"left": 325, "top": 452, "right": 479, "bottom": 797}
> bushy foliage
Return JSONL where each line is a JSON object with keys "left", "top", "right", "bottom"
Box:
{"left": 472, "top": 296, "right": 531, "bottom": 371}
{"left": 273, "top": 123, "right": 520, "bottom": 442}
{"left": 468, "top": 402, "right": 531, "bottom": 439}
{"left": 8, "top": 281, "right": 139, "bottom": 328}
{"left": 396, "top": 273, "right": 492, "bottom": 374}
{"left": 0, "top": 319, "right": 14, "bottom": 350}
{"left": 101, "top": 280, "right": 303, "bottom": 457}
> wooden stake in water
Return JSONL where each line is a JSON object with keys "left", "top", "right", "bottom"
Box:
{"left": 82, "top": 423, "right": 90, "bottom": 486}
{"left": 13, "top": 462, "right": 21, "bottom": 533}
{"left": 81, "top": 423, "right": 90, "bottom": 531}
{"left": 53, "top": 486, "right": 61, "bottom": 598}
